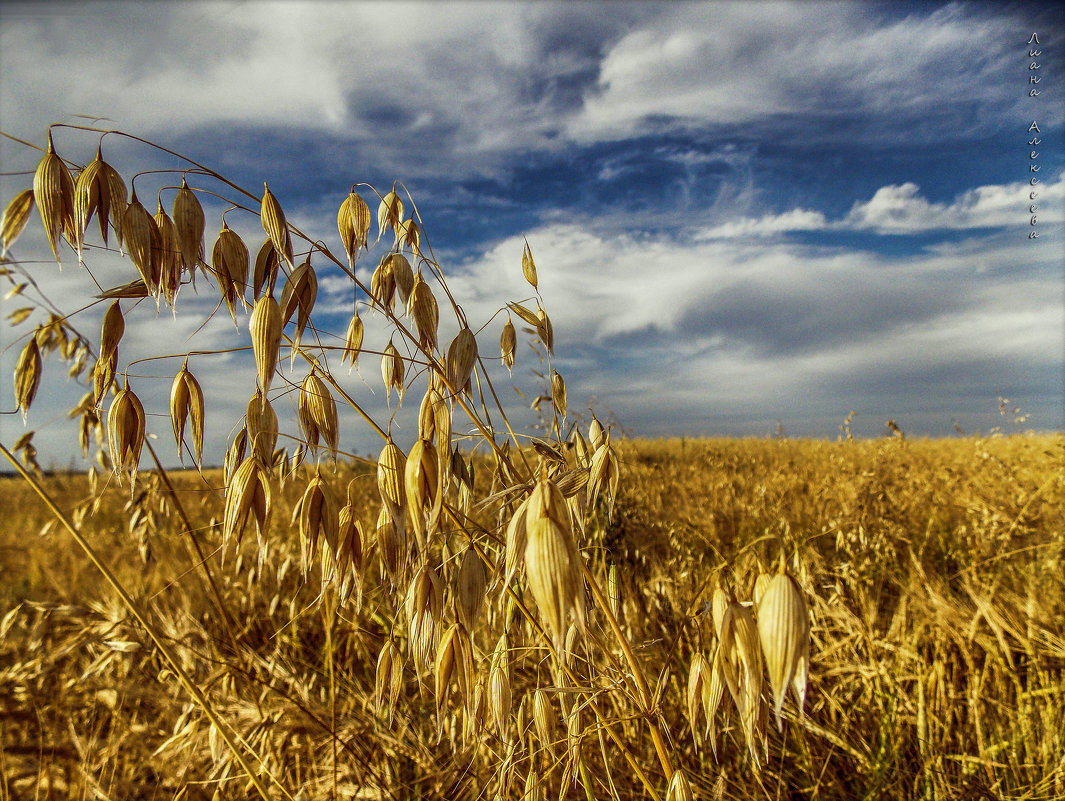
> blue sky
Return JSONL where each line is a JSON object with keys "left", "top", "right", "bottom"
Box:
{"left": 2, "top": 1, "right": 1063, "bottom": 467}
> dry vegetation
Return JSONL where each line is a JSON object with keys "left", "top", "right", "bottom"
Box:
{"left": 1, "top": 127, "right": 1063, "bottom": 800}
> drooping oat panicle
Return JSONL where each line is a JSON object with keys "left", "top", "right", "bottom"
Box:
{"left": 523, "top": 476, "right": 585, "bottom": 654}
{"left": 122, "top": 191, "right": 160, "bottom": 293}
{"left": 407, "top": 273, "right": 439, "bottom": 351}
{"left": 296, "top": 470, "right": 338, "bottom": 578}
{"left": 454, "top": 545, "right": 487, "bottom": 631}
{"left": 1, "top": 189, "right": 35, "bottom": 257}
{"left": 222, "top": 456, "right": 271, "bottom": 559}
{"left": 246, "top": 390, "right": 278, "bottom": 468}
{"left": 404, "top": 437, "right": 441, "bottom": 552}
{"left": 756, "top": 557, "right": 811, "bottom": 730}
{"left": 249, "top": 295, "right": 282, "bottom": 396}
{"left": 521, "top": 239, "right": 538, "bottom": 289}
{"left": 279, "top": 259, "right": 317, "bottom": 365}
{"left": 33, "top": 132, "right": 75, "bottom": 263}
{"left": 14, "top": 336, "right": 43, "bottom": 420}
{"left": 341, "top": 309, "right": 364, "bottom": 370}
{"left": 260, "top": 183, "right": 294, "bottom": 269}
{"left": 169, "top": 361, "right": 205, "bottom": 466}
{"left": 154, "top": 202, "right": 182, "bottom": 308}
{"left": 378, "top": 185, "right": 404, "bottom": 240}
{"left": 172, "top": 176, "right": 204, "bottom": 282}
{"left": 106, "top": 384, "right": 146, "bottom": 486}
{"left": 500, "top": 317, "right": 516, "bottom": 373}
{"left": 337, "top": 189, "right": 371, "bottom": 267}
{"left": 381, "top": 339, "right": 405, "bottom": 401}
{"left": 298, "top": 371, "right": 338, "bottom": 457}
{"left": 446, "top": 327, "right": 478, "bottom": 396}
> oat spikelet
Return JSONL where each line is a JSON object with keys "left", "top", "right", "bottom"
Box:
{"left": 106, "top": 384, "right": 146, "bottom": 486}
{"left": 532, "top": 688, "right": 555, "bottom": 747}
{"left": 249, "top": 295, "right": 282, "bottom": 395}
{"left": 73, "top": 146, "right": 112, "bottom": 256}
{"left": 500, "top": 317, "right": 516, "bottom": 373}
{"left": 332, "top": 500, "right": 364, "bottom": 609}
{"left": 407, "top": 273, "right": 438, "bottom": 351}
{"left": 375, "top": 639, "right": 404, "bottom": 726}
{"left": 454, "top": 545, "right": 487, "bottom": 631}
{"left": 370, "top": 253, "right": 397, "bottom": 313}
{"left": 337, "top": 189, "right": 371, "bottom": 267}
{"left": 687, "top": 651, "right": 712, "bottom": 742}
{"left": 279, "top": 260, "right": 317, "bottom": 366}
{"left": 521, "top": 240, "right": 537, "bottom": 289}
{"left": 252, "top": 238, "right": 279, "bottom": 300}
{"left": 488, "top": 635, "right": 512, "bottom": 737}
{"left": 122, "top": 191, "right": 160, "bottom": 293}
{"left": 551, "top": 370, "right": 566, "bottom": 421}
{"left": 33, "top": 132, "right": 75, "bottom": 263}
{"left": 536, "top": 308, "right": 553, "bottom": 354}
{"left": 377, "top": 439, "right": 407, "bottom": 532}
{"left": 14, "top": 336, "right": 43, "bottom": 421}
{"left": 1, "top": 189, "right": 35, "bottom": 257}
{"left": 173, "top": 177, "right": 205, "bottom": 282}
{"left": 298, "top": 371, "right": 338, "bottom": 457}
{"left": 259, "top": 182, "right": 294, "bottom": 269}
{"left": 341, "top": 309, "right": 364, "bottom": 370}
{"left": 756, "top": 557, "right": 811, "bottom": 730}
{"left": 446, "top": 327, "right": 478, "bottom": 396}
{"left": 503, "top": 496, "right": 530, "bottom": 585}
{"left": 296, "top": 470, "right": 338, "bottom": 578}
{"left": 381, "top": 339, "right": 405, "bottom": 401}
{"left": 154, "top": 202, "right": 182, "bottom": 308}
{"left": 170, "top": 360, "right": 205, "bottom": 466}
{"left": 666, "top": 769, "right": 695, "bottom": 801}
{"left": 223, "top": 457, "right": 271, "bottom": 561}
{"left": 212, "top": 222, "right": 249, "bottom": 321}
{"left": 523, "top": 476, "right": 584, "bottom": 654}
{"left": 404, "top": 437, "right": 441, "bottom": 552}
{"left": 246, "top": 390, "right": 278, "bottom": 468}
{"left": 435, "top": 623, "right": 474, "bottom": 733}
{"left": 377, "top": 184, "right": 404, "bottom": 240}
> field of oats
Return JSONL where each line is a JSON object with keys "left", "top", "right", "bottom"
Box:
{"left": 2, "top": 434, "right": 1062, "bottom": 800}
{"left": 2, "top": 126, "right": 1064, "bottom": 801}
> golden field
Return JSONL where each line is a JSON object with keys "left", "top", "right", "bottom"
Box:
{"left": 2, "top": 433, "right": 1062, "bottom": 800}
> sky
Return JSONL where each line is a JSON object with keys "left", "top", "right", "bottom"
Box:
{"left": 1, "top": 0, "right": 1063, "bottom": 470}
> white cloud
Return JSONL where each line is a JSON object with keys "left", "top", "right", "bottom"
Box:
{"left": 696, "top": 208, "right": 827, "bottom": 239}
